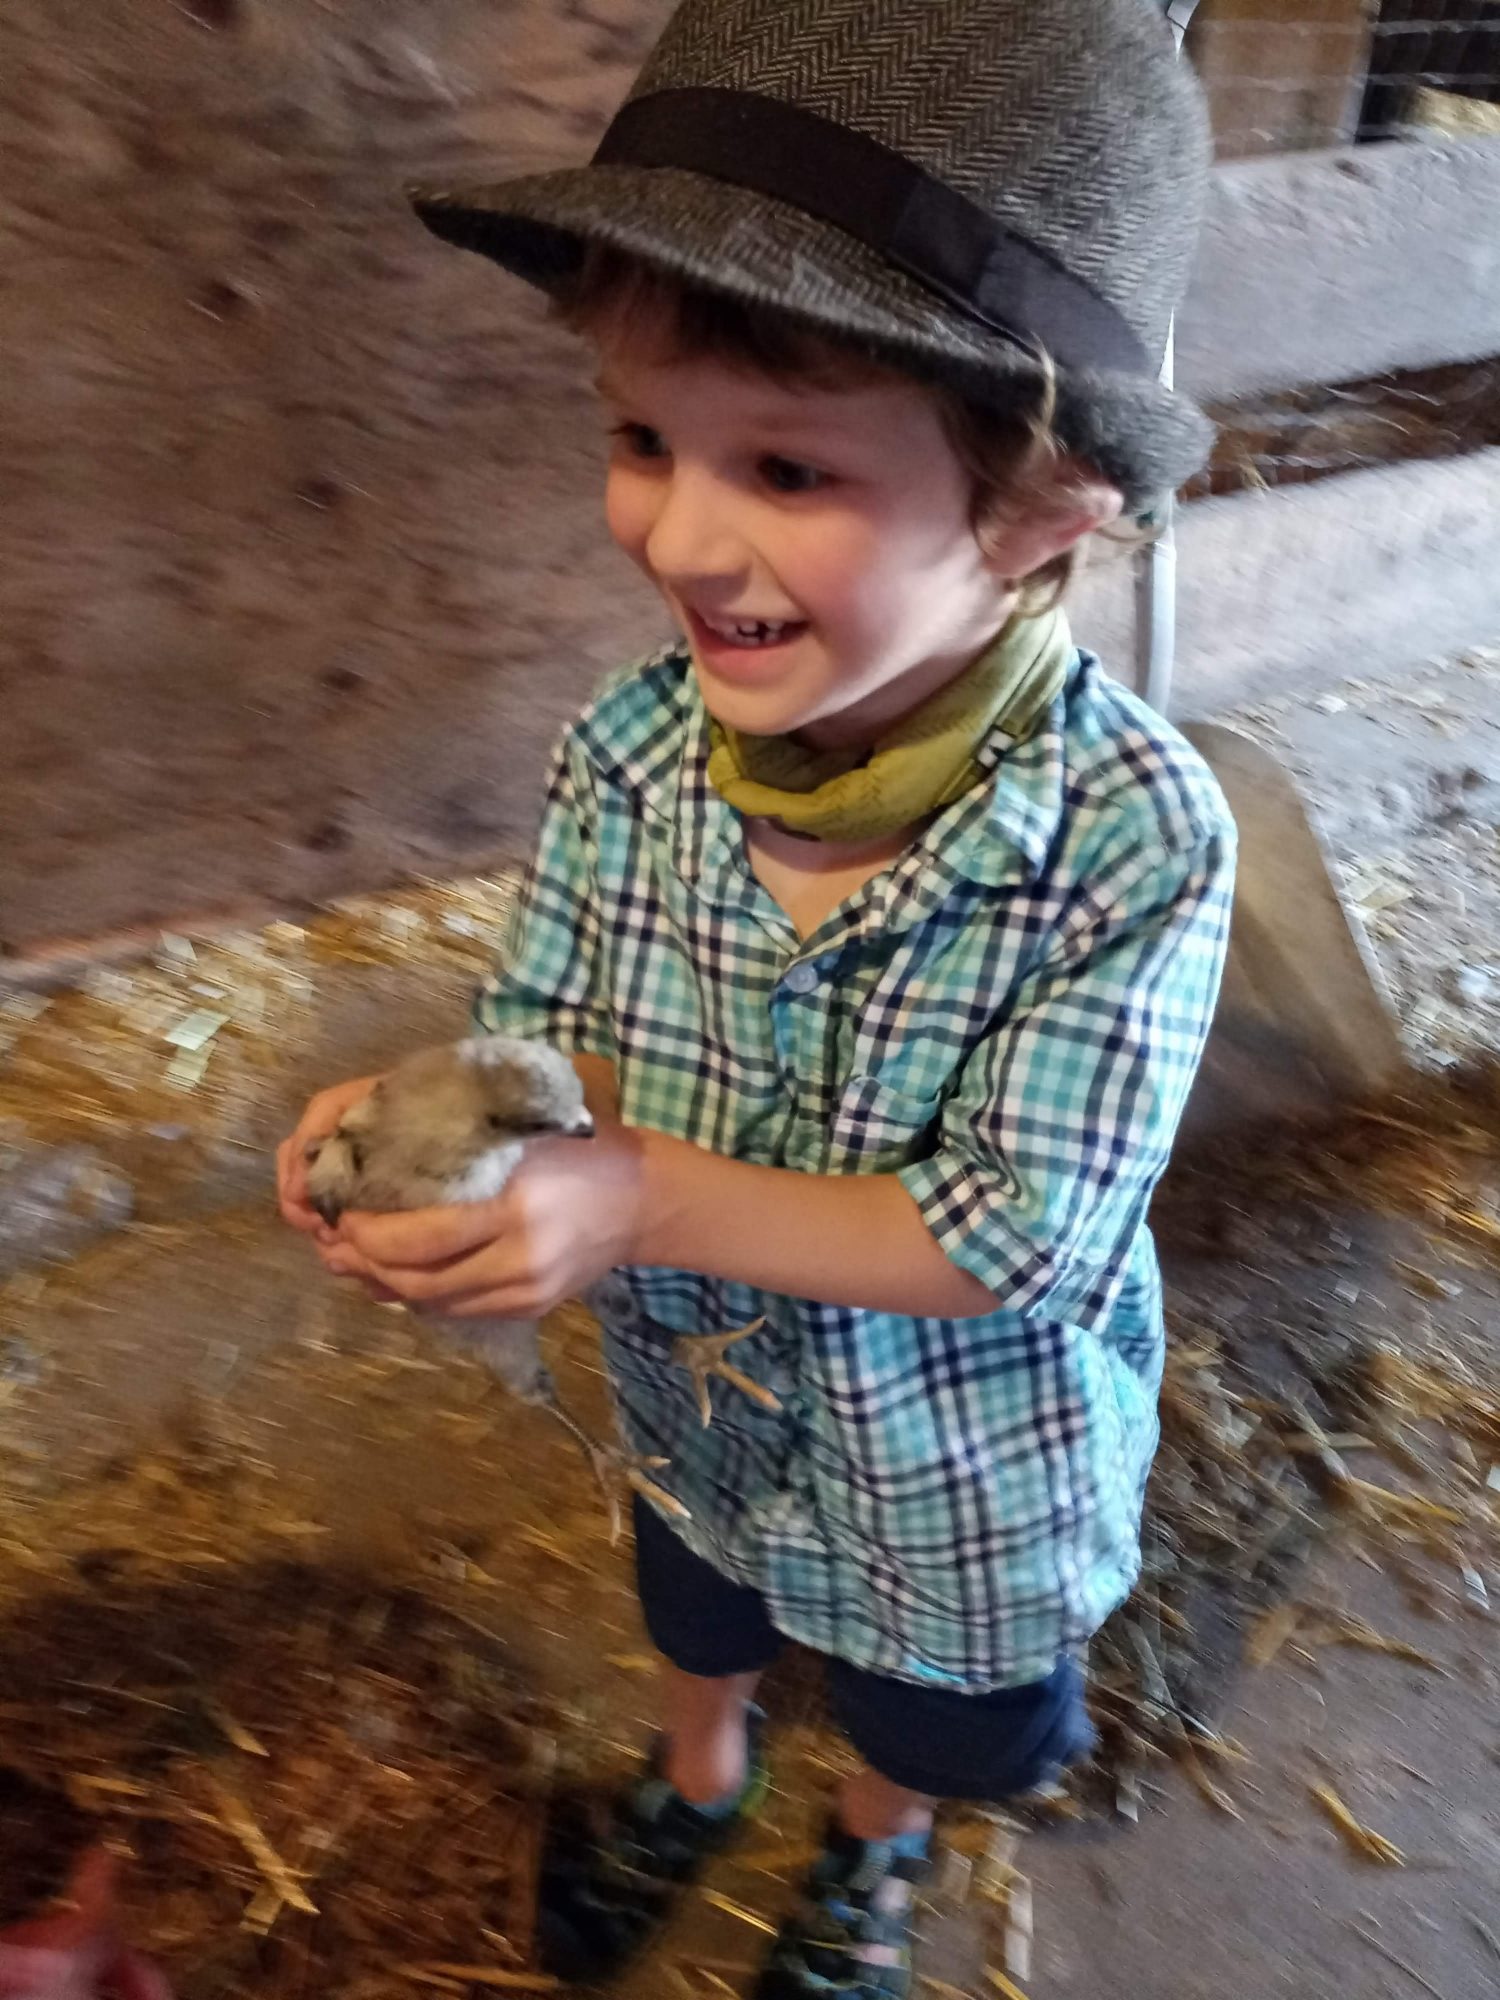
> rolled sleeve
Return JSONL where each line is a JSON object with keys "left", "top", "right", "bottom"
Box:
{"left": 900, "top": 830, "right": 1235, "bottom": 1310}
{"left": 472, "top": 737, "right": 617, "bottom": 1061}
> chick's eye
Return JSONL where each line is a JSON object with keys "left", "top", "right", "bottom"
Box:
{"left": 611, "top": 422, "right": 669, "bottom": 462}
{"left": 762, "top": 455, "right": 826, "bottom": 495}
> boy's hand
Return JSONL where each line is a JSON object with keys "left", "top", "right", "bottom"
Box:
{"left": 324, "top": 1122, "right": 648, "bottom": 1321}
{"left": 276, "top": 1074, "right": 382, "bottom": 1237}
{"left": 277, "top": 1079, "right": 406, "bottom": 1303}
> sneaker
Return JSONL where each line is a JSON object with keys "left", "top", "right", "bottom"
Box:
{"left": 751, "top": 1822, "right": 930, "bottom": 1999}
{"left": 536, "top": 1710, "right": 769, "bottom": 1982}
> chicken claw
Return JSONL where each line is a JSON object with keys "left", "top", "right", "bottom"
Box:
{"left": 540, "top": 1399, "right": 688, "bottom": 1545}
{"left": 672, "top": 1319, "right": 781, "bottom": 1429}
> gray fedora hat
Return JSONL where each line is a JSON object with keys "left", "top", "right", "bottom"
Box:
{"left": 412, "top": 0, "right": 1213, "bottom": 513}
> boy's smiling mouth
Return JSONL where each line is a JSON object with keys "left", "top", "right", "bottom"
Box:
{"left": 686, "top": 606, "right": 811, "bottom": 660}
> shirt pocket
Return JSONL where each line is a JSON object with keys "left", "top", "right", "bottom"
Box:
{"left": 829, "top": 1075, "right": 943, "bottom": 1172}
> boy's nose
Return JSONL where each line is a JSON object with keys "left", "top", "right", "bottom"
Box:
{"left": 644, "top": 470, "right": 749, "bottom": 590}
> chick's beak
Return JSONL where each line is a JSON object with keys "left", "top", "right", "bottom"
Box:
{"left": 568, "top": 1110, "right": 595, "bottom": 1138}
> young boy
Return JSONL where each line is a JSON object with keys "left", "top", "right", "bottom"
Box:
{"left": 279, "top": 1, "right": 1236, "bottom": 1991}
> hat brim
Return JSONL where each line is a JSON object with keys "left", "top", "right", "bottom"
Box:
{"left": 411, "top": 163, "right": 1212, "bottom": 512}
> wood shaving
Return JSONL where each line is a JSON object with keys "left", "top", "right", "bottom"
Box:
{"left": 1310, "top": 1785, "right": 1406, "bottom": 1866}
{"left": 396, "top": 1971, "right": 559, "bottom": 1991}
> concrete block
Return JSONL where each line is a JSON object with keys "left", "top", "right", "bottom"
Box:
{"left": 1181, "top": 136, "right": 1500, "bottom": 400}
{"left": 1071, "top": 446, "right": 1500, "bottom": 716}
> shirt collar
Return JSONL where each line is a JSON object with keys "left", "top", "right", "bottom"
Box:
{"left": 944, "top": 688, "right": 1069, "bottom": 886}
{"left": 574, "top": 645, "right": 693, "bottom": 829}
{"left": 582, "top": 644, "right": 1071, "bottom": 921}
{"left": 857, "top": 724, "right": 1063, "bottom": 938}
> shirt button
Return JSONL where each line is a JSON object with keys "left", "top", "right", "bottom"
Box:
{"left": 783, "top": 962, "right": 819, "bottom": 996}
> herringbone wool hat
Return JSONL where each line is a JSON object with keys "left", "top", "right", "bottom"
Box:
{"left": 412, "top": 0, "right": 1213, "bottom": 512}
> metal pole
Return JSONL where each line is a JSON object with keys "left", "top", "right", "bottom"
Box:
{"left": 1134, "top": 0, "right": 1201, "bottom": 717}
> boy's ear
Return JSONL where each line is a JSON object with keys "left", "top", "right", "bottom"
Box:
{"left": 983, "top": 458, "right": 1125, "bottom": 583}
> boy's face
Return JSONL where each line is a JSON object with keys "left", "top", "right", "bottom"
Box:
{"left": 596, "top": 328, "right": 1049, "bottom": 748}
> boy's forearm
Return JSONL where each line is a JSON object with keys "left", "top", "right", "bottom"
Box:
{"left": 633, "top": 1129, "right": 998, "bottom": 1319}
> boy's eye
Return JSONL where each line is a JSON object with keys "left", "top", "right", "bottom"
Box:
{"left": 611, "top": 422, "right": 669, "bottom": 461}
{"left": 761, "top": 455, "right": 827, "bottom": 495}
{"left": 607, "top": 426, "right": 827, "bottom": 492}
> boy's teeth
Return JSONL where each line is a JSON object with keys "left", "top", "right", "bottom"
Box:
{"left": 705, "top": 615, "right": 797, "bottom": 646}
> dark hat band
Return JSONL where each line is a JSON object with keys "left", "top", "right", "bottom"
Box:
{"left": 593, "top": 87, "right": 1152, "bottom": 379}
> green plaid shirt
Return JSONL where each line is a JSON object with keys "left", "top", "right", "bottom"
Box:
{"left": 476, "top": 644, "right": 1235, "bottom": 1689}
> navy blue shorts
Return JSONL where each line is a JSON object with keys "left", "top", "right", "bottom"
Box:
{"left": 632, "top": 1499, "right": 1095, "bottom": 1802}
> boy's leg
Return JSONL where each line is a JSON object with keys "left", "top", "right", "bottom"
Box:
{"left": 836, "top": 1763, "right": 935, "bottom": 1842}
{"left": 752, "top": 1657, "right": 1092, "bottom": 2000}
{"left": 536, "top": 1500, "right": 782, "bottom": 1981}
{"left": 640, "top": 1492, "right": 783, "bottom": 1805}
{"left": 662, "top": 1662, "right": 765, "bottom": 1804}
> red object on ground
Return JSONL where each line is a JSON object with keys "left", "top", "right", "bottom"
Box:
{"left": 0, "top": 1850, "right": 171, "bottom": 2000}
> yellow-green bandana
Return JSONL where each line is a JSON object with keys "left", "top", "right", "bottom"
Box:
{"left": 706, "top": 608, "right": 1073, "bottom": 843}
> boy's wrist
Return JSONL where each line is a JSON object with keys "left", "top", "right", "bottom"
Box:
{"left": 627, "top": 1126, "right": 688, "bottom": 1268}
